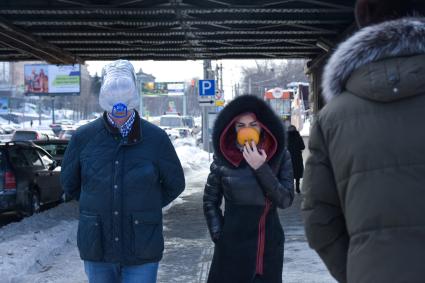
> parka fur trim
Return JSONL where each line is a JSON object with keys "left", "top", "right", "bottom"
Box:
{"left": 323, "top": 17, "right": 425, "bottom": 102}
{"left": 212, "top": 95, "right": 285, "bottom": 167}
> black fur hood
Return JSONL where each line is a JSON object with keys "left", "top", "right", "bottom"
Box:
{"left": 212, "top": 95, "right": 285, "bottom": 167}
{"left": 323, "top": 17, "right": 425, "bottom": 103}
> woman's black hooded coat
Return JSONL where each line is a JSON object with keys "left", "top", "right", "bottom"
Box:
{"left": 203, "top": 95, "right": 294, "bottom": 283}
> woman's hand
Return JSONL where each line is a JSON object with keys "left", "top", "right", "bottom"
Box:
{"left": 243, "top": 141, "right": 267, "bottom": 170}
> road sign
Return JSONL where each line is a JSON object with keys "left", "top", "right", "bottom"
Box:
{"left": 199, "top": 100, "right": 215, "bottom": 107}
{"left": 215, "top": 100, "right": 224, "bottom": 106}
{"left": 215, "top": 89, "right": 223, "bottom": 100}
{"left": 199, "top": 80, "right": 215, "bottom": 96}
{"left": 199, "top": 80, "right": 216, "bottom": 106}
{"left": 214, "top": 89, "right": 224, "bottom": 107}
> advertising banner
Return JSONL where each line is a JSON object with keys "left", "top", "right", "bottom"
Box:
{"left": 142, "top": 82, "right": 185, "bottom": 96}
{"left": 24, "top": 64, "right": 80, "bottom": 95}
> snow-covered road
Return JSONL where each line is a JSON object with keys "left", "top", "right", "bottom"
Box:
{"left": 0, "top": 138, "right": 335, "bottom": 283}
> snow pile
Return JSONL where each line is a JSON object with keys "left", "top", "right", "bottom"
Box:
{"left": 174, "top": 138, "right": 210, "bottom": 174}
{"left": 163, "top": 138, "right": 211, "bottom": 212}
{"left": 300, "top": 119, "right": 311, "bottom": 137}
{"left": 0, "top": 202, "right": 79, "bottom": 283}
{"left": 174, "top": 138, "right": 210, "bottom": 197}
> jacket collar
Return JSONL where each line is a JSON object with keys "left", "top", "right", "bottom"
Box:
{"left": 322, "top": 17, "right": 425, "bottom": 103}
{"left": 102, "top": 110, "right": 142, "bottom": 145}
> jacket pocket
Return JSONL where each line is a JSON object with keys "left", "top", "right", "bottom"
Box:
{"left": 77, "top": 213, "right": 103, "bottom": 261}
{"left": 132, "top": 211, "right": 163, "bottom": 259}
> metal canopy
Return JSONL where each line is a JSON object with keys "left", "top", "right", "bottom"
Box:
{"left": 0, "top": 0, "right": 355, "bottom": 63}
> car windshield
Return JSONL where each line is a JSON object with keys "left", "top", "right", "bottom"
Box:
{"left": 38, "top": 144, "right": 67, "bottom": 156}
{"left": 160, "top": 116, "right": 184, "bottom": 128}
{"left": 183, "top": 117, "right": 194, "bottom": 128}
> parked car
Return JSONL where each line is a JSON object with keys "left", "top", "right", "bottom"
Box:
{"left": 11, "top": 129, "right": 57, "bottom": 141}
{"left": 160, "top": 114, "right": 193, "bottom": 138}
{"left": 159, "top": 114, "right": 185, "bottom": 129}
{"left": 33, "top": 139, "right": 69, "bottom": 166}
{"left": 182, "top": 116, "right": 195, "bottom": 129}
{"left": 0, "top": 141, "right": 62, "bottom": 216}
{"left": 0, "top": 125, "right": 17, "bottom": 135}
{"left": 49, "top": 120, "right": 75, "bottom": 136}
{"left": 58, "top": 128, "right": 76, "bottom": 140}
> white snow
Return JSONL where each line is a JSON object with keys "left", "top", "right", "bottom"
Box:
{"left": 300, "top": 119, "right": 311, "bottom": 137}
{"left": 163, "top": 137, "right": 210, "bottom": 212}
{"left": 0, "top": 140, "right": 210, "bottom": 282}
{"left": 0, "top": 202, "right": 80, "bottom": 283}
{"left": 0, "top": 137, "right": 334, "bottom": 283}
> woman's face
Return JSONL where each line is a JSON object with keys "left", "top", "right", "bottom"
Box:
{"left": 235, "top": 114, "right": 261, "bottom": 133}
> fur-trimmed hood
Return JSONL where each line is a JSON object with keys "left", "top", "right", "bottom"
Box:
{"left": 323, "top": 17, "right": 425, "bottom": 103}
{"left": 212, "top": 95, "right": 285, "bottom": 168}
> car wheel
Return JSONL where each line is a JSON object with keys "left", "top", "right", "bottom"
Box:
{"left": 61, "top": 192, "right": 69, "bottom": 203}
{"left": 28, "top": 191, "right": 41, "bottom": 215}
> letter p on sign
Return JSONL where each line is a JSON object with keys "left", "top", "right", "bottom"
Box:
{"left": 199, "top": 80, "right": 215, "bottom": 96}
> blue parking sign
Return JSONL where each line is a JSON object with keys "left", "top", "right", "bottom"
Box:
{"left": 199, "top": 80, "right": 215, "bottom": 96}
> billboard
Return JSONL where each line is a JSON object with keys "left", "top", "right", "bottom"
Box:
{"left": 24, "top": 64, "right": 81, "bottom": 95}
{"left": 142, "top": 82, "right": 185, "bottom": 96}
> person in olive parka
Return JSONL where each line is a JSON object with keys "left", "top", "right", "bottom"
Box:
{"left": 302, "top": 1, "right": 425, "bottom": 282}
{"left": 203, "top": 95, "right": 294, "bottom": 283}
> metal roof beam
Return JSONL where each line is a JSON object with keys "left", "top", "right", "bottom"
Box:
{"left": 55, "top": 0, "right": 161, "bottom": 8}
{"left": 34, "top": 29, "right": 338, "bottom": 37}
{"left": 0, "top": 8, "right": 353, "bottom": 15}
{"left": 77, "top": 51, "right": 316, "bottom": 56}
{"left": 13, "top": 19, "right": 347, "bottom": 27}
{"left": 262, "top": 0, "right": 352, "bottom": 11}
{"left": 203, "top": 0, "right": 232, "bottom": 7}
{"left": 0, "top": 16, "right": 83, "bottom": 64}
{"left": 50, "top": 38, "right": 317, "bottom": 44}
{"left": 64, "top": 46, "right": 318, "bottom": 51}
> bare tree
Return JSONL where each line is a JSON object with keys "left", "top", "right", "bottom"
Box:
{"left": 241, "top": 60, "right": 308, "bottom": 97}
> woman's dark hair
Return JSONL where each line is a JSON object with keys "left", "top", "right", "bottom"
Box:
{"left": 356, "top": 0, "right": 425, "bottom": 27}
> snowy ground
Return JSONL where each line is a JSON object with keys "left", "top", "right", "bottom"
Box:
{"left": 300, "top": 119, "right": 311, "bottom": 137}
{"left": 0, "top": 138, "right": 334, "bottom": 283}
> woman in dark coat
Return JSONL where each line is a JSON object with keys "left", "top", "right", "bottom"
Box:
{"left": 203, "top": 95, "right": 294, "bottom": 283}
{"left": 287, "top": 125, "right": 305, "bottom": 193}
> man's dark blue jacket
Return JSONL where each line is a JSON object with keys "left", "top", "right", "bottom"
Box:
{"left": 60, "top": 111, "right": 185, "bottom": 265}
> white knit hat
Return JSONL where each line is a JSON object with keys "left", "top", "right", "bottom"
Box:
{"left": 99, "top": 60, "right": 140, "bottom": 114}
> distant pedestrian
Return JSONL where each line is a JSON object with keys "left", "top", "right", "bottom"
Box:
{"left": 287, "top": 125, "right": 305, "bottom": 194}
{"left": 30, "top": 120, "right": 33, "bottom": 128}
{"left": 302, "top": 1, "right": 425, "bottom": 282}
{"left": 61, "top": 60, "right": 185, "bottom": 283}
{"left": 204, "top": 95, "right": 294, "bottom": 283}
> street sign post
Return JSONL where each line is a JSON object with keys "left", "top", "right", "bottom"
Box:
{"left": 199, "top": 80, "right": 216, "bottom": 107}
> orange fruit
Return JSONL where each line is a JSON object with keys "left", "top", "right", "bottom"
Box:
{"left": 237, "top": 127, "right": 260, "bottom": 146}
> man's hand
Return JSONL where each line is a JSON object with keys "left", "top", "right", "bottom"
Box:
{"left": 243, "top": 141, "right": 267, "bottom": 170}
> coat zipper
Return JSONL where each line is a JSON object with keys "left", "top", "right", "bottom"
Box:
{"left": 256, "top": 198, "right": 271, "bottom": 275}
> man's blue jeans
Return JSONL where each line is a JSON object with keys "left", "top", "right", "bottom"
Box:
{"left": 84, "top": 261, "right": 159, "bottom": 283}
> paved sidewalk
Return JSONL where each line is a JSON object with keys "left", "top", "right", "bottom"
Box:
{"left": 158, "top": 191, "right": 336, "bottom": 283}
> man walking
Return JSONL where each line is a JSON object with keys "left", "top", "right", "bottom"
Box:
{"left": 302, "top": 1, "right": 425, "bottom": 282}
{"left": 61, "top": 60, "right": 185, "bottom": 283}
